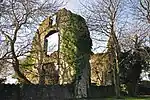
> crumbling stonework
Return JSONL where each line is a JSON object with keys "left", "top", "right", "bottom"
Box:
{"left": 90, "top": 53, "right": 113, "bottom": 86}
{"left": 23, "top": 8, "right": 92, "bottom": 98}
{"left": 56, "top": 8, "right": 92, "bottom": 98}
{"left": 22, "top": 8, "right": 114, "bottom": 88}
{"left": 22, "top": 16, "right": 58, "bottom": 84}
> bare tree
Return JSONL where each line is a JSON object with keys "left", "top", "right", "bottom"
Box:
{"left": 129, "top": 0, "right": 150, "bottom": 23}
{"left": 81, "top": 0, "right": 127, "bottom": 97}
{"left": 139, "top": 0, "right": 150, "bottom": 23}
{"left": 0, "top": 0, "right": 63, "bottom": 83}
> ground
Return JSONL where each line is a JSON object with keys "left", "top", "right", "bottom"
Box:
{"left": 108, "top": 96, "right": 150, "bottom": 100}
{"left": 83, "top": 96, "right": 150, "bottom": 100}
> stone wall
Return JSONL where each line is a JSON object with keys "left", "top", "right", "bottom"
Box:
{"left": 0, "top": 84, "right": 73, "bottom": 100}
{"left": 0, "top": 84, "right": 115, "bottom": 100}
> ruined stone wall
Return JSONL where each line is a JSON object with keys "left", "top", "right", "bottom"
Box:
{"left": 26, "top": 8, "right": 92, "bottom": 86}
{"left": 56, "top": 8, "right": 92, "bottom": 98}
{"left": 56, "top": 9, "right": 92, "bottom": 85}
{"left": 21, "top": 17, "right": 59, "bottom": 84}
{"left": 90, "top": 53, "right": 113, "bottom": 86}
{"left": 22, "top": 8, "right": 112, "bottom": 86}
{"left": 56, "top": 9, "right": 76, "bottom": 84}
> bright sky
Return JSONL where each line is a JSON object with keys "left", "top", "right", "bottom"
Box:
{"left": 65, "top": 0, "right": 82, "bottom": 13}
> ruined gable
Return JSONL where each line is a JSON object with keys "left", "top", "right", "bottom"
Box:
{"left": 23, "top": 8, "right": 92, "bottom": 87}
{"left": 22, "top": 8, "right": 114, "bottom": 87}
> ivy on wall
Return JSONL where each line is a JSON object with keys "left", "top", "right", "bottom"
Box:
{"left": 20, "top": 8, "right": 92, "bottom": 85}
{"left": 57, "top": 9, "right": 92, "bottom": 83}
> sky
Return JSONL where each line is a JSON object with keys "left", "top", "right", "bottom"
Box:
{"left": 64, "top": 0, "right": 82, "bottom": 13}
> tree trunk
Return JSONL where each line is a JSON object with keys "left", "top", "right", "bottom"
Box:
{"left": 114, "top": 50, "right": 121, "bottom": 98}
{"left": 11, "top": 43, "right": 31, "bottom": 84}
{"left": 107, "top": 25, "right": 121, "bottom": 98}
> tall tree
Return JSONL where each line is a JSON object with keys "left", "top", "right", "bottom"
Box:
{"left": 120, "top": 22, "right": 150, "bottom": 96}
{"left": 0, "top": 0, "right": 63, "bottom": 83}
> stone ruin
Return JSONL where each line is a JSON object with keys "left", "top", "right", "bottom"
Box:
{"left": 27, "top": 8, "right": 92, "bottom": 98}
{"left": 26, "top": 8, "right": 113, "bottom": 86}
{"left": 24, "top": 8, "right": 113, "bottom": 98}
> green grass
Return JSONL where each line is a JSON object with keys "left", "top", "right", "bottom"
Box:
{"left": 70, "top": 96, "right": 150, "bottom": 100}
{"left": 105, "top": 96, "right": 150, "bottom": 100}
{"left": 124, "top": 97, "right": 150, "bottom": 100}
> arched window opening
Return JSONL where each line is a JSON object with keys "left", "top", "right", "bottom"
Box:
{"left": 44, "top": 30, "right": 59, "bottom": 56}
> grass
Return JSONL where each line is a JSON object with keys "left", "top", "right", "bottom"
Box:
{"left": 105, "top": 96, "right": 150, "bottom": 100}
{"left": 69, "top": 96, "right": 150, "bottom": 100}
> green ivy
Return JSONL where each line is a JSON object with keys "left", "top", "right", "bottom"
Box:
{"left": 59, "top": 11, "right": 92, "bottom": 79}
